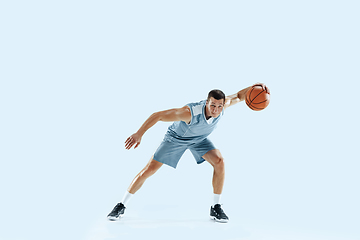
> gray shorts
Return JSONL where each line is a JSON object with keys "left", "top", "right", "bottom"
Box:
{"left": 153, "top": 138, "right": 216, "bottom": 168}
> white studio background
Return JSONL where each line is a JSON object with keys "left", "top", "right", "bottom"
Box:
{"left": 0, "top": 1, "right": 359, "bottom": 240}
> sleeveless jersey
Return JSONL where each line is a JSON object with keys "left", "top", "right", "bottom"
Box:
{"left": 164, "top": 100, "right": 224, "bottom": 144}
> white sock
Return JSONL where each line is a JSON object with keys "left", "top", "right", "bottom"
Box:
{"left": 121, "top": 191, "right": 133, "bottom": 206}
{"left": 213, "top": 194, "right": 221, "bottom": 206}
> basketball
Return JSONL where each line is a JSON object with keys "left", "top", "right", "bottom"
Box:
{"left": 245, "top": 85, "right": 270, "bottom": 111}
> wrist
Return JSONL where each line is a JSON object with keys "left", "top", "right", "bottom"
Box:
{"left": 237, "top": 87, "right": 251, "bottom": 101}
{"left": 136, "top": 130, "right": 145, "bottom": 137}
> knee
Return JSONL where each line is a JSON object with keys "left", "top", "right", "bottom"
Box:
{"left": 141, "top": 165, "right": 158, "bottom": 178}
{"left": 213, "top": 156, "right": 225, "bottom": 170}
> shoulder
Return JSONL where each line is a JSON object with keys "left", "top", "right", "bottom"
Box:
{"left": 182, "top": 105, "right": 191, "bottom": 113}
{"left": 187, "top": 100, "right": 206, "bottom": 106}
{"left": 187, "top": 100, "right": 206, "bottom": 116}
{"left": 179, "top": 105, "right": 191, "bottom": 124}
{"left": 156, "top": 105, "right": 191, "bottom": 123}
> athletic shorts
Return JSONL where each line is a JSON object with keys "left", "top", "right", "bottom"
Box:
{"left": 153, "top": 137, "right": 216, "bottom": 168}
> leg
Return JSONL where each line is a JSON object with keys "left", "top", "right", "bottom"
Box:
{"left": 127, "top": 157, "right": 163, "bottom": 194}
{"left": 107, "top": 157, "right": 162, "bottom": 221}
{"left": 202, "top": 149, "right": 225, "bottom": 194}
{"left": 203, "top": 149, "right": 229, "bottom": 223}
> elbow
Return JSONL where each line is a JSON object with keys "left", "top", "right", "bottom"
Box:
{"left": 152, "top": 111, "right": 164, "bottom": 122}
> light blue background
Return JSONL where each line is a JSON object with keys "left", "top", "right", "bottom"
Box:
{"left": 1, "top": 1, "right": 359, "bottom": 240}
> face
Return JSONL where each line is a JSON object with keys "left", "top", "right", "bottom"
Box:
{"left": 206, "top": 97, "right": 224, "bottom": 119}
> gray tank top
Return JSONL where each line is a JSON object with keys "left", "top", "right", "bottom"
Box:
{"left": 164, "top": 100, "right": 224, "bottom": 144}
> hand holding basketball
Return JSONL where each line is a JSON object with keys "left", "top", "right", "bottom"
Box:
{"left": 245, "top": 83, "right": 270, "bottom": 111}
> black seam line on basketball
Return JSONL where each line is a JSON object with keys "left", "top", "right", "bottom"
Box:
{"left": 248, "top": 101, "right": 256, "bottom": 110}
{"left": 250, "top": 104, "right": 264, "bottom": 110}
{"left": 246, "top": 95, "right": 251, "bottom": 105}
{"left": 251, "top": 106, "right": 262, "bottom": 110}
{"left": 250, "top": 105, "right": 260, "bottom": 110}
{"left": 247, "top": 87, "right": 255, "bottom": 103}
{"left": 249, "top": 101, "right": 264, "bottom": 109}
{"left": 250, "top": 89, "right": 265, "bottom": 105}
{"left": 251, "top": 106, "right": 264, "bottom": 111}
{"left": 252, "top": 99, "right": 268, "bottom": 105}
{"left": 246, "top": 88, "right": 254, "bottom": 105}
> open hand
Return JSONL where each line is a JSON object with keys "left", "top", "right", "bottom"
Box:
{"left": 125, "top": 132, "right": 142, "bottom": 150}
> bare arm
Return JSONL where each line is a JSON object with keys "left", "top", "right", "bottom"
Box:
{"left": 125, "top": 106, "right": 191, "bottom": 150}
{"left": 224, "top": 86, "right": 251, "bottom": 109}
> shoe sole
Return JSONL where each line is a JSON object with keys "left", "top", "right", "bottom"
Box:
{"left": 210, "top": 216, "right": 229, "bottom": 223}
{"left": 107, "top": 214, "right": 124, "bottom": 221}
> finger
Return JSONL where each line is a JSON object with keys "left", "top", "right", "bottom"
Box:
{"left": 125, "top": 139, "right": 133, "bottom": 149}
{"left": 126, "top": 142, "right": 133, "bottom": 150}
{"left": 265, "top": 86, "right": 270, "bottom": 94}
{"left": 125, "top": 139, "right": 131, "bottom": 147}
{"left": 253, "top": 83, "right": 263, "bottom": 88}
{"left": 134, "top": 142, "right": 140, "bottom": 149}
{"left": 259, "top": 83, "right": 266, "bottom": 91}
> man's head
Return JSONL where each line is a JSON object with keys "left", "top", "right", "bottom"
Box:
{"left": 206, "top": 89, "right": 226, "bottom": 119}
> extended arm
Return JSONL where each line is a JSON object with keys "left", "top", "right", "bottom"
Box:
{"left": 125, "top": 106, "right": 191, "bottom": 150}
{"left": 224, "top": 83, "right": 269, "bottom": 109}
{"left": 224, "top": 86, "right": 251, "bottom": 109}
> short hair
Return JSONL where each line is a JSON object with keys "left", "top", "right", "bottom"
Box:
{"left": 207, "top": 89, "right": 226, "bottom": 103}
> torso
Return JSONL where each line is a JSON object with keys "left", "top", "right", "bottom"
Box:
{"left": 165, "top": 100, "right": 224, "bottom": 143}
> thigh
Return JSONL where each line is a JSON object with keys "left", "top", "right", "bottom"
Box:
{"left": 153, "top": 140, "right": 188, "bottom": 169}
{"left": 143, "top": 157, "right": 163, "bottom": 172}
{"left": 189, "top": 138, "right": 216, "bottom": 165}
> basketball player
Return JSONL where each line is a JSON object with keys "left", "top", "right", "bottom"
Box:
{"left": 107, "top": 83, "right": 269, "bottom": 223}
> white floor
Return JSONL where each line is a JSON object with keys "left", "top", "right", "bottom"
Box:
{"left": 88, "top": 204, "right": 358, "bottom": 240}
{"left": 84, "top": 156, "right": 359, "bottom": 240}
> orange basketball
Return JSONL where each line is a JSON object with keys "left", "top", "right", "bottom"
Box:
{"left": 245, "top": 86, "right": 270, "bottom": 111}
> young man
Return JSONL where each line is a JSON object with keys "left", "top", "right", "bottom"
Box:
{"left": 107, "top": 83, "right": 268, "bottom": 223}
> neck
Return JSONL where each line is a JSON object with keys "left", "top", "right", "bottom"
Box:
{"left": 205, "top": 108, "right": 212, "bottom": 120}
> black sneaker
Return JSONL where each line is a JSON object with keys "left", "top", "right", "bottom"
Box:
{"left": 107, "top": 202, "right": 126, "bottom": 221}
{"left": 210, "top": 204, "right": 229, "bottom": 223}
